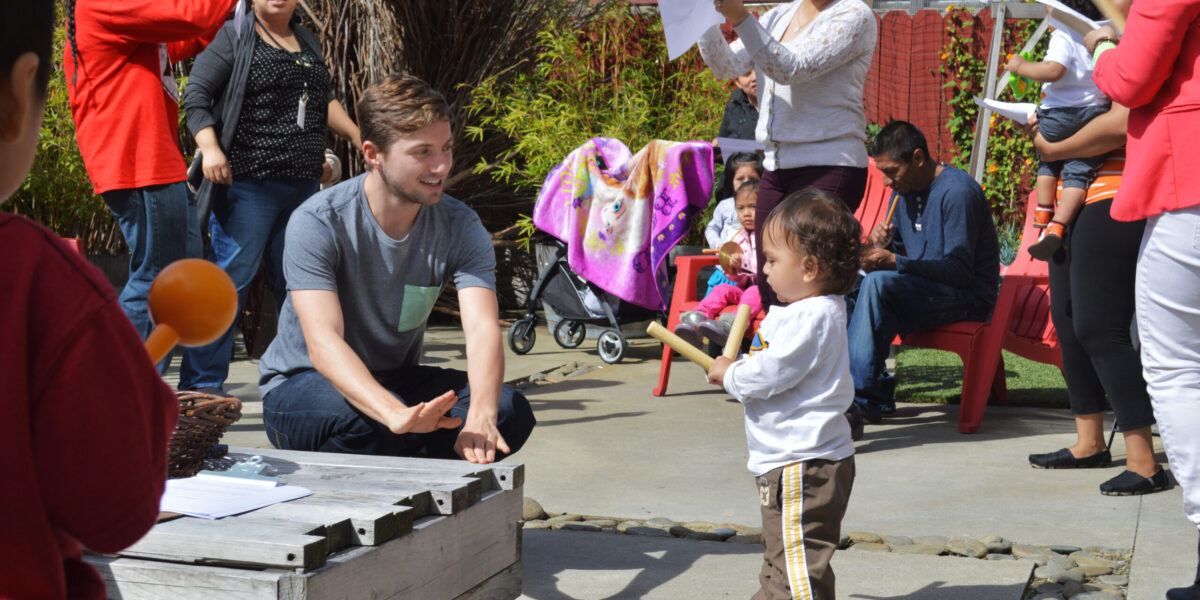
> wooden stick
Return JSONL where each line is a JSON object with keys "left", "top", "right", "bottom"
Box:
{"left": 883, "top": 193, "right": 900, "bottom": 227}
{"left": 647, "top": 322, "right": 714, "bottom": 370}
{"left": 722, "top": 304, "right": 753, "bottom": 360}
{"left": 701, "top": 248, "right": 719, "bottom": 254}
{"left": 1090, "top": 0, "right": 1126, "bottom": 33}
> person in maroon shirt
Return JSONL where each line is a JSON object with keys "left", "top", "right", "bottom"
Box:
{"left": 1, "top": 2, "right": 180, "bottom": 598}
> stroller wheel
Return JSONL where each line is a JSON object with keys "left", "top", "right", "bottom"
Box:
{"left": 507, "top": 318, "right": 537, "bottom": 355}
{"left": 553, "top": 320, "right": 586, "bottom": 349}
{"left": 596, "top": 329, "right": 625, "bottom": 364}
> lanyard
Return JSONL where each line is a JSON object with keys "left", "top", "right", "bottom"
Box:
{"left": 256, "top": 17, "right": 312, "bottom": 128}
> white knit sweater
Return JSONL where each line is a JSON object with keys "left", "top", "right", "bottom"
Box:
{"left": 698, "top": 0, "right": 877, "bottom": 171}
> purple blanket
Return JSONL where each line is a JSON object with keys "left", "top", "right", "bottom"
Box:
{"left": 534, "top": 138, "right": 714, "bottom": 310}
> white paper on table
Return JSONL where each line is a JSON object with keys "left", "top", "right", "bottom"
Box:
{"left": 659, "top": 0, "right": 726, "bottom": 60}
{"left": 161, "top": 476, "right": 312, "bottom": 520}
{"left": 974, "top": 97, "right": 1038, "bottom": 126}
{"left": 1036, "top": 0, "right": 1101, "bottom": 35}
{"left": 716, "top": 137, "right": 765, "bottom": 156}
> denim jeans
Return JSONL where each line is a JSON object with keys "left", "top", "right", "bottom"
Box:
{"left": 261, "top": 366, "right": 537, "bottom": 459}
{"left": 102, "top": 182, "right": 201, "bottom": 370}
{"left": 846, "top": 270, "right": 987, "bottom": 410}
{"left": 179, "top": 179, "right": 319, "bottom": 390}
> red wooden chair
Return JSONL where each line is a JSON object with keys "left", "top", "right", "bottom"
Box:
{"left": 997, "top": 192, "right": 1063, "bottom": 373}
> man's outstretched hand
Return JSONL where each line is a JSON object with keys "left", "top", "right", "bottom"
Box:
{"left": 385, "top": 390, "right": 462, "bottom": 435}
{"left": 456, "top": 416, "right": 511, "bottom": 464}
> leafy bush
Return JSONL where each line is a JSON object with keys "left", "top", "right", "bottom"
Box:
{"left": 464, "top": 5, "right": 730, "bottom": 249}
{"left": 8, "top": 13, "right": 123, "bottom": 254}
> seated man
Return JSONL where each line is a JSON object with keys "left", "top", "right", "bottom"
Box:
{"left": 258, "top": 74, "right": 535, "bottom": 464}
{"left": 849, "top": 121, "right": 1000, "bottom": 423}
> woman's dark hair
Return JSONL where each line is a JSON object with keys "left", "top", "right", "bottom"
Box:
{"left": 2, "top": 0, "right": 56, "bottom": 96}
{"left": 764, "top": 187, "right": 862, "bottom": 295}
{"left": 714, "top": 152, "right": 763, "bottom": 201}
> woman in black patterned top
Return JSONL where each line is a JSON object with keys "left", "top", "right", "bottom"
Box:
{"left": 180, "top": 0, "right": 360, "bottom": 396}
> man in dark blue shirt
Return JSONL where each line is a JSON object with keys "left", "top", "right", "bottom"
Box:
{"left": 849, "top": 121, "right": 1000, "bottom": 424}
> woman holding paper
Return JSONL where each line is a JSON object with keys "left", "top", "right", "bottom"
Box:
{"left": 1089, "top": 1, "right": 1200, "bottom": 596}
{"left": 698, "top": 0, "right": 876, "bottom": 308}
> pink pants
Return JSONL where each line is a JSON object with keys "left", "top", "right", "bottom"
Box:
{"left": 696, "top": 284, "right": 762, "bottom": 319}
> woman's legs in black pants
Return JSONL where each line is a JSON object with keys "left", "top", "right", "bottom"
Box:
{"left": 1047, "top": 199, "right": 1158, "bottom": 477}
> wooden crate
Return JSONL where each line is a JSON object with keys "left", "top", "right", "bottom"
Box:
{"left": 86, "top": 447, "right": 524, "bottom": 600}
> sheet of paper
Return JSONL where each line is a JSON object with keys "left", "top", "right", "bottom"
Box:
{"left": 160, "top": 477, "right": 312, "bottom": 520}
{"left": 716, "top": 137, "right": 765, "bottom": 156}
{"left": 974, "top": 97, "right": 1037, "bottom": 126}
{"left": 659, "top": 0, "right": 726, "bottom": 60}
{"left": 1037, "top": 0, "right": 1101, "bottom": 35}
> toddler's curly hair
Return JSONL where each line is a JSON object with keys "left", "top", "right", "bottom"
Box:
{"left": 764, "top": 187, "right": 862, "bottom": 295}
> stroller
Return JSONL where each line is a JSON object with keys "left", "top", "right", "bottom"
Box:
{"left": 507, "top": 239, "right": 661, "bottom": 364}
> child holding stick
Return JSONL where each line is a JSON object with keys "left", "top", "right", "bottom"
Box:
{"left": 706, "top": 187, "right": 861, "bottom": 600}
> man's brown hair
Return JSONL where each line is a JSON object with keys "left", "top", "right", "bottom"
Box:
{"left": 356, "top": 73, "right": 452, "bottom": 151}
{"left": 764, "top": 187, "right": 862, "bottom": 295}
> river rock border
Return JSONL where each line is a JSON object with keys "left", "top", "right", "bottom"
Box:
{"left": 521, "top": 498, "right": 1131, "bottom": 600}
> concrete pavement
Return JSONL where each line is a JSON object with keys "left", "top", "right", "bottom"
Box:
{"left": 175, "top": 322, "right": 1197, "bottom": 599}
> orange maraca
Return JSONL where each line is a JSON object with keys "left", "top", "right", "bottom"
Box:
{"left": 144, "top": 258, "right": 238, "bottom": 364}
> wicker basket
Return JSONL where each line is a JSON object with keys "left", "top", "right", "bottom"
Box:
{"left": 169, "top": 390, "right": 243, "bottom": 478}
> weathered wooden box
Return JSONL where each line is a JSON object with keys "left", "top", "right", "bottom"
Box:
{"left": 85, "top": 447, "right": 523, "bottom": 599}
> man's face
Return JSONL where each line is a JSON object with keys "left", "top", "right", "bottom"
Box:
{"left": 371, "top": 120, "right": 453, "bottom": 207}
{"left": 874, "top": 151, "right": 924, "bottom": 196}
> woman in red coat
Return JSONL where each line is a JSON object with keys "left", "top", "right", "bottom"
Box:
{"left": 1090, "top": 2, "right": 1200, "bottom": 598}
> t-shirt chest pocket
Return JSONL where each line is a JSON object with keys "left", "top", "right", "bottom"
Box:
{"left": 397, "top": 284, "right": 443, "bottom": 332}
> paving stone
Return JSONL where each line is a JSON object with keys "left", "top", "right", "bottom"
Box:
{"left": 561, "top": 522, "right": 602, "bottom": 532}
{"left": 728, "top": 533, "right": 763, "bottom": 544}
{"left": 523, "top": 519, "right": 550, "bottom": 529}
{"left": 1061, "top": 580, "right": 1084, "bottom": 598}
{"left": 892, "top": 543, "right": 945, "bottom": 556}
{"left": 624, "top": 526, "right": 672, "bottom": 538}
{"left": 1097, "top": 574, "right": 1128, "bottom": 586}
{"left": 1063, "top": 567, "right": 1086, "bottom": 583}
{"left": 682, "top": 521, "right": 717, "bottom": 533}
{"left": 712, "top": 527, "right": 737, "bottom": 541}
{"left": 1036, "top": 564, "right": 1070, "bottom": 583}
{"left": 646, "top": 517, "right": 674, "bottom": 527}
{"left": 1077, "top": 565, "right": 1112, "bottom": 577}
{"left": 685, "top": 530, "right": 725, "bottom": 542}
{"left": 616, "top": 520, "right": 643, "bottom": 533}
{"left": 883, "top": 535, "right": 912, "bottom": 547}
{"left": 522, "top": 497, "right": 548, "bottom": 521}
{"left": 1033, "top": 594, "right": 1065, "bottom": 600}
{"left": 847, "top": 531, "right": 884, "bottom": 544}
{"left": 1048, "top": 555, "right": 1078, "bottom": 571}
{"left": 1052, "top": 545, "right": 1083, "bottom": 555}
{"left": 947, "top": 538, "right": 988, "bottom": 559}
{"left": 986, "top": 553, "right": 1015, "bottom": 560}
{"left": 1071, "top": 593, "right": 1122, "bottom": 600}
{"left": 546, "top": 513, "right": 582, "bottom": 524}
{"left": 668, "top": 525, "right": 694, "bottom": 538}
{"left": 1037, "top": 582, "right": 1065, "bottom": 594}
{"left": 912, "top": 535, "right": 948, "bottom": 547}
{"left": 838, "top": 533, "right": 850, "bottom": 549}
{"left": 1070, "top": 551, "right": 1117, "bottom": 569}
{"left": 849, "top": 542, "right": 891, "bottom": 552}
{"left": 1014, "top": 543, "right": 1056, "bottom": 565}
{"left": 583, "top": 519, "right": 617, "bottom": 528}
{"left": 980, "top": 535, "right": 1012, "bottom": 554}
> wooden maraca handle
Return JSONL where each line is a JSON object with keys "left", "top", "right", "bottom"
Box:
{"left": 144, "top": 324, "right": 180, "bottom": 365}
{"left": 647, "top": 322, "right": 714, "bottom": 370}
{"left": 722, "top": 304, "right": 753, "bottom": 360}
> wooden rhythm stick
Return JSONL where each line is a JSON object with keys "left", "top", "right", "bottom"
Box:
{"left": 701, "top": 248, "right": 719, "bottom": 254}
{"left": 647, "top": 321, "right": 714, "bottom": 370}
{"left": 883, "top": 193, "right": 900, "bottom": 227}
{"left": 722, "top": 304, "right": 753, "bottom": 360}
{"left": 1090, "top": 0, "right": 1125, "bottom": 33}
{"left": 144, "top": 259, "right": 238, "bottom": 364}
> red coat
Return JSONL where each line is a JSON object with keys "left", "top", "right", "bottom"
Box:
{"left": 1093, "top": 0, "right": 1200, "bottom": 222}
{"left": 65, "top": 0, "right": 228, "bottom": 195}
{"left": 0, "top": 215, "right": 178, "bottom": 599}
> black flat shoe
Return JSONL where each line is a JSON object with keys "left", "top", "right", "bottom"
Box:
{"left": 1099, "top": 468, "right": 1173, "bottom": 496}
{"left": 1168, "top": 584, "right": 1200, "bottom": 600}
{"left": 1028, "top": 447, "right": 1112, "bottom": 469}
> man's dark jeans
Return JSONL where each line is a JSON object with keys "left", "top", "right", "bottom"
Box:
{"left": 262, "top": 366, "right": 536, "bottom": 459}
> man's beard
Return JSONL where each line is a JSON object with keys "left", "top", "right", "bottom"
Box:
{"left": 378, "top": 166, "right": 442, "bottom": 207}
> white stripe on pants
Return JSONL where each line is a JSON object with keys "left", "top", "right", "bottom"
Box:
{"left": 1136, "top": 204, "right": 1200, "bottom": 527}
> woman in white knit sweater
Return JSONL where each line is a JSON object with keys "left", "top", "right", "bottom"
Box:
{"left": 699, "top": 0, "right": 877, "bottom": 307}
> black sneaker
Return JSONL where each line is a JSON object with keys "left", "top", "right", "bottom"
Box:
{"left": 845, "top": 405, "right": 865, "bottom": 441}
{"left": 1099, "top": 468, "right": 1173, "bottom": 496}
{"left": 1168, "top": 584, "right": 1200, "bottom": 600}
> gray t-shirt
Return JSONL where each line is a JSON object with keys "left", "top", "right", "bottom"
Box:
{"left": 259, "top": 174, "right": 496, "bottom": 396}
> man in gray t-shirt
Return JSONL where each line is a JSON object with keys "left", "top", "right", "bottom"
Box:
{"left": 258, "top": 74, "right": 534, "bottom": 463}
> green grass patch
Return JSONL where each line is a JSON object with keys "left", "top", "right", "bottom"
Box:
{"left": 894, "top": 346, "right": 1069, "bottom": 409}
